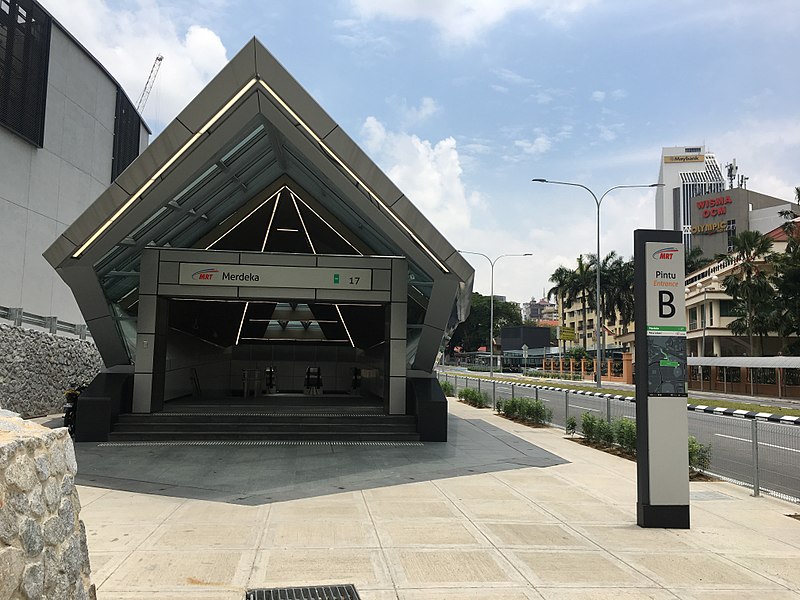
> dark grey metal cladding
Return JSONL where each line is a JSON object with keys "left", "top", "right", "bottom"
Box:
{"left": 253, "top": 42, "right": 338, "bottom": 139}
{"left": 175, "top": 39, "right": 261, "bottom": 134}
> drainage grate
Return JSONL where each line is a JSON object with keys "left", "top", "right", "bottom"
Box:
{"left": 246, "top": 584, "right": 361, "bottom": 599}
{"left": 98, "top": 440, "right": 424, "bottom": 447}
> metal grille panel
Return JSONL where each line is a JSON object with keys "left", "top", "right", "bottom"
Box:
{"left": 0, "top": 0, "right": 51, "bottom": 146}
{"left": 111, "top": 86, "right": 141, "bottom": 180}
{"left": 247, "top": 584, "right": 361, "bottom": 599}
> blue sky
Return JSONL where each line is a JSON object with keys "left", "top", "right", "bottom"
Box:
{"left": 43, "top": 0, "right": 800, "bottom": 304}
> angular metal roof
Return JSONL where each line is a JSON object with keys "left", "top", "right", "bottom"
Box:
{"left": 44, "top": 38, "right": 473, "bottom": 366}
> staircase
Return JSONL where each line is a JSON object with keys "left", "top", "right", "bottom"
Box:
{"left": 108, "top": 394, "right": 419, "bottom": 442}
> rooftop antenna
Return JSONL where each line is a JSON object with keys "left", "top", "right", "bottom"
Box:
{"left": 725, "top": 159, "right": 738, "bottom": 189}
{"left": 136, "top": 54, "right": 164, "bottom": 113}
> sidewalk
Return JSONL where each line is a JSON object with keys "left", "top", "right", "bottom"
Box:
{"left": 74, "top": 399, "right": 800, "bottom": 599}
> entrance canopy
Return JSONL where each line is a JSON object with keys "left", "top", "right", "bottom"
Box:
{"left": 44, "top": 38, "right": 473, "bottom": 374}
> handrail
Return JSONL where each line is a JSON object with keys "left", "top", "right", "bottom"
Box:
{"left": 0, "top": 305, "right": 91, "bottom": 339}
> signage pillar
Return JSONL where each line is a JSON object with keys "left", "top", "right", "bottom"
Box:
{"left": 634, "top": 229, "right": 690, "bottom": 529}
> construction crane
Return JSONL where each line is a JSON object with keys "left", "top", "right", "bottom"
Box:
{"left": 136, "top": 54, "right": 164, "bottom": 113}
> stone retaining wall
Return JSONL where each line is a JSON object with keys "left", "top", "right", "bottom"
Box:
{"left": 0, "top": 325, "right": 103, "bottom": 417}
{"left": 0, "top": 413, "right": 94, "bottom": 599}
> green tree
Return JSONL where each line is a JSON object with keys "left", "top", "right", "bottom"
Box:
{"left": 568, "top": 255, "right": 594, "bottom": 349}
{"left": 548, "top": 265, "right": 575, "bottom": 352}
{"left": 449, "top": 292, "right": 522, "bottom": 352}
{"left": 685, "top": 246, "right": 713, "bottom": 275}
{"left": 722, "top": 230, "right": 775, "bottom": 356}
{"left": 588, "top": 251, "right": 635, "bottom": 337}
{"left": 770, "top": 207, "right": 800, "bottom": 354}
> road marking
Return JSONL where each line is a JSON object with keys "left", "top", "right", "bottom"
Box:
{"left": 570, "top": 404, "right": 600, "bottom": 412}
{"left": 714, "top": 434, "right": 800, "bottom": 454}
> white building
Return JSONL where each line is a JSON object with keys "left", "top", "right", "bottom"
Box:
{"left": 654, "top": 145, "right": 725, "bottom": 249}
{"left": 0, "top": 0, "right": 148, "bottom": 324}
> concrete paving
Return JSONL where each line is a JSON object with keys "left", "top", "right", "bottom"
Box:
{"left": 70, "top": 399, "right": 800, "bottom": 599}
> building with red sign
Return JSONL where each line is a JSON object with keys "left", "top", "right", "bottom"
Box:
{"left": 687, "top": 187, "right": 796, "bottom": 260}
{"left": 654, "top": 145, "right": 725, "bottom": 249}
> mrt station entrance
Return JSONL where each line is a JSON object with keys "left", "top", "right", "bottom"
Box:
{"left": 132, "top": 248, "right": 409, "bottom": 416}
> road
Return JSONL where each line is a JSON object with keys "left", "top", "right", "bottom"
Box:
{"left": 442, "top": 371, "right": 800, "bottom": 502}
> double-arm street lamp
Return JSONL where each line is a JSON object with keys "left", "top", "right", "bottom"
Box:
{"left": 531, "top": 179, "right": 663, "bottom": 388}
{"left": 459, "top": 250, "right": 532, "bottom": 407}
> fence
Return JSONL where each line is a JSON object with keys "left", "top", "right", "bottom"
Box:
{"left": 438, "top": 371, "right": 800, "bottom": 504}
{"left": 0, "top": 305, "right": 90, "bottom": 339}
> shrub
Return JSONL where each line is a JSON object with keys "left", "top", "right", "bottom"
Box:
{"left": 502, "top": 397, "right": 521, "bottom": 418}
{"left": 457, "top": 387, "right": 490, "bottom": 408}
{"left": 565, "top": 416, "right": 577, "bottom": 436}
{"left": 596, "top": 419, "right": 615, "bottom": 445}
{"left": 526, "top": 398, "right": 553, "bottom": 425}
{"left": 499, "top": 396, "right": 552, "bottom": 425}
{"left": 439, "top": 380, "right": 454, "bottom": 397}
{"left": 581, "top": 412, "right": 598, "bottom": 442}
{"left": 613, "top": 418, "right": 637, "bottom": 455}
{"left": 688, "top": 436, "right": 712, "bottom": 472}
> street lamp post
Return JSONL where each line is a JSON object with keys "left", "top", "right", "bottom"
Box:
{"left": 531, "top": 179, "right": 663, "bottom": 388}
{"left": 458, "top": 250, "right": 532, "bottom": 408}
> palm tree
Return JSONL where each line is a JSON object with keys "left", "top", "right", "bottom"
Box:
{"left": 547, "top": 265, "right": 575, "bottom": 352}
{"left": 722, "top": 230, "right": 774, "bottom": 356}
{"left": 603, "top": 256, "right": 635, "bottom": 333}
{"left": 685, "top": 246, "right": 713, "bottom": 276}
{"left": 568, "top": 255, "right": 594, "bottom": 349}
{"left": 770, "top": 207, "right": 800, "bottom": 354}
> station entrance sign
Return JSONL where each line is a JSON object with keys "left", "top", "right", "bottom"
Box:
{"left": 634, "top": 230, "right": 690, "bottom": 529}
{"left": 644, "top": 242, "right": 687, "bottom": 396}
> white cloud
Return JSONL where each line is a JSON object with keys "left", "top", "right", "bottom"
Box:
{"left": 597, "top": 123, "right": 623, "bottom": 142}
{"left": 591, "top": 90, "right": 606, "bottom": 102}
{"left": 392, "top": 96, "right": 441, "bottom": 125}
{"left": 360, "top": 117, "right": 481, "bottom": 240}
{"left": 494, "top": 67, "right": 534, "bottom": 85}
{"left": 515, "top": 135, "right": 553, "bottom": 155}
{"left": 530, "top": 91, "right": 553, "bottom": 104}
{"left": 40, "top": 0, "right": 228, "bottom": 131}
{"left": 491, "top": 84, "right": 511, "bottom": 94}
{"left": 611, "top": 88, "right": 627, "bottom": 100}
{"left": 333, "top": 18, "right": 395, "bottom": 57}
{"left": 347, "top": 0, "right": 598, "bottom": 43}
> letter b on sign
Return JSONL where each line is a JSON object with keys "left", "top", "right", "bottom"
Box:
{"left": 659, "top": 291, "right": 675, "bottom": 318}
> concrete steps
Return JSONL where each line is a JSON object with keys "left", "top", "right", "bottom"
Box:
{"left": 108, "top": 395, "right": 419, "bottom": 441}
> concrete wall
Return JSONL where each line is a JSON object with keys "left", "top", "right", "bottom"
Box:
{"left": 0, "top": 24, "right": 138, "bottom": 324}
{"left": 0, "top": 325, "right": 103, "bottom": 418}
{"left": 0, "top": 414, "right": 94, "bottom": 599}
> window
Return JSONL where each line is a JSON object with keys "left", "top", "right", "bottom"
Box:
{"left": 726, "top": 220, "right": 737, "bottom": 252}
{"left": 719, "top": 300, "right": 737, "bottom": 317}
{"left": 111, "top": 87, "right": 141, "bottom": 181}
{"left": 689, "top": 307, "right": 697, "bottom": 330}
{"left": 0, "top": 0, "right": 52, "bottom": 146}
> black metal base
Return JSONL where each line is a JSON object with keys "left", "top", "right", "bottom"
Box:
{"left": 407, "top": 376, "right": 448, "bottom": 442}
{"left": 637, "top": 503, "right": 690, "bottom": 529}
